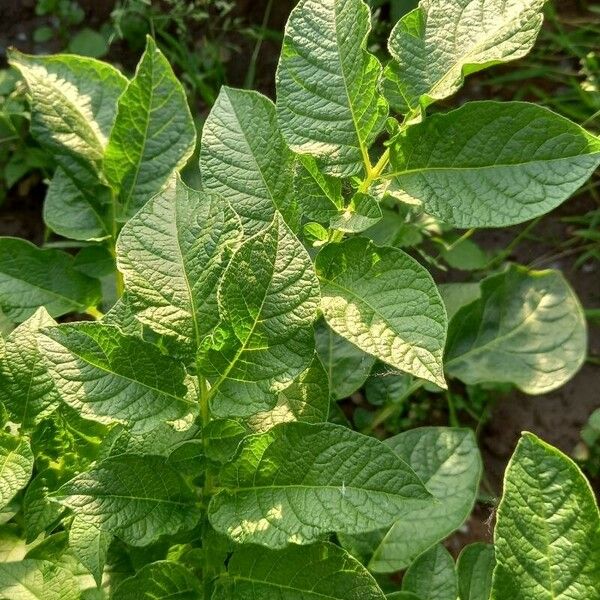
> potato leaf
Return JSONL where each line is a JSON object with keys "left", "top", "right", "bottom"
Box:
{"left": 200, "top": 87, "right": 297, "bottom": 235}
{"left": 316, "top": 238, "right": 447, "bottom": 387}
{"left": 389, "top": 102, "right": 600, "bottom": 228}
{"left": 276, "top": 0, "right": 388, "bottom": 176}
{"left": 104, "top": 36, "right": 196, "bottom": 219}
{"left": 445, "top": 265, "right": 587, "bottom": 394}
{"left": 209, "top": 421, "right": 433, "bottom": 548}
{"left": 491, "top": 433, "right": 600, "bottom": 599}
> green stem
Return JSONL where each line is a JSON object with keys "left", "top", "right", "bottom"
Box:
{"left": 244, "top": 0, "right": 274, "bottom": 89}
{"left": 198, "top": 374, "right": 215, "bottom": 595}
{"left": 358, "top": 148, "right": 390, "bottom": 194}
{"left": 85, "top": 306, "right": 104, "bottom": 320}
{"left": 446, "top": 391, "right": 460, "bottom": 427}
{"left": 360, "top": 380, "right": 424, "bottom": 435}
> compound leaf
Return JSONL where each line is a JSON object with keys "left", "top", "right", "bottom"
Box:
{"left": 53, "top": 455, "right": 202, "bottom": 546}
{"left": 104, "top": 36, "right": 196, "bottom": 219}
{"left": 200, "top": 87, "right": 296, "bottom": 235}
{"left": 0, "top": 433, "right": 34, "bottom": 509}
{"left": 208, "top": 421, "right": 432, "bottom": 548}
{"left": 0, "top": 308, "right": 60, "bottom": 431}
{"left": 368, "top": 427, "right": 482, "bottom": 572}
{"left": 276, "top": 0, "right": 388, "bottom": 176}
{"left": 316, "top": 238, "right": 447, "bottom": 387}
{"left": 214, "top": 542, "right": 386, "bottom": 599}
{"left": 69, "top": 515, "right": 112, "bottom": 587}
{"left": 0, "top": 238, "right": 101, "bottom": 323}
{"left": 445, "top": 265, "right": 587, "bottom": 394}
{"left": 117, "top": 175, "right": 242, "bottom": 355}
{"left": 0, "top": 559, "right": 79, "bottom": 600}
{"left": 491, "top": 433, "right": 600, "bottom": 600}
{"left": 457, "top": 543, "right": 495, "bottom": 600}
{"left": 389, "top": 102, "right": 600, "bottom": 228}
{"left": 38, "top": 322, "right": 195, "bottom": 433}
{"left": 199, "top": 216, "right": 320, "bottom": 418}
{"left": 385, "top": 0, "right": 545, "bottom": 112}
{"left": 403, "top": 545, "right": 457, "bottom": 600}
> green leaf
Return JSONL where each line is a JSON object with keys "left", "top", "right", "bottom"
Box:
{"left": 99, "top": 421, "right": 200, "bottom": 460}
{"left": 0, "top": 237, "right": 101, "bottom": 323}
{"left": 199, "top": 216, "right": 320, "bottom": 417}
{"left": 385, "top": 0, "right": 545, "bottom": 112}
{"left": 43, "top": 167, "right": 111, "bottom": 241}
{"left": 23, "top": 469, "right": 66, "bottom": 543}
{"left": 104, "top": 36, "right": 196, "bottom": 219}
{"left": 200, "top": 87, "right": 297, "bottom": 235}
{"left": 293, "top": 155, "right": 343, "bottom": 225}
{"left": 316, "top": 238, "right": 447, "bottom": 387}
{"left": 203, "top": 419, "right": 248, "bottom": 464}
{"left": 441, "top": 239, "right": 487, "bottom": 271}
{"left": 368, "top": 427, "right": 481, "bottom": 572}
{"left": 387, "top": 594, "right": 422, "bottom": 600}
{"left": 7, "top": 50, "right": 127, "bottom": 183}
{"left": 69, "top": 515, "right": 112, "bottom": 587}
{"left": 330, "top": 194, "right": 383, "bottom": 234}
{"left": 208, "top": 421, "right": 432, "bottom": 548}
{"left": 315, "top": 320, "right": 376, "bottom": 400}
{"left": 73, "top": 245, "right": 115, "bottom": 279}
{"left": 117, "top": 175, "right": 242, "bottom": 355}
{"left": 389, "top": 102, "right": 600, "bottom": 228}
{"left": 68, "top": 28, "right": 109, "bottom": 58}
{"left": 438, "top": 283, "right": 480, "bottom": 322}
{"left": 364, "top": 362, "right": 413, "bottom": 406}
{"left": 457, "top": 543, "right": 495, "bottom": 600}
{"left": 214, "top": 541, "right": 386, "bottom": 599}
{"left": 112, "top": 560, "right": 202, "bottom": 599}
{"left": 276, "top": 0, "right": 388, "bottom": 176}
{"left": 0, "top": 308, "right": 60, "bottom": 430}
{"left": 53, "top": 455, "right": 202, "bottom": 546}
{"left": 491, "top": 433, "right": 600, "bottom": 600}
{"left": 0, "top": 559, "right": 79, "bottom": 600}
{"left": 402, "top": 545, "right": 457, "bottom": 600}
{"left": 0, "top": 433, "right": 33, "bottom": 509}
{"left": 103, "top": 293, "right": 143, "bottom": 337}
{"left": 247, "top": 355, "right": 330, "bottom": 432}
{"left": 445, "top": 265, "right": 587, "bottom": 394}
{"left": 38, "top": 322, "right": 195, "bottom": 433}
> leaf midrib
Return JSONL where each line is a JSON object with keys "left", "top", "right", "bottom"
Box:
{"left": 388, "top": 152, "right": 600, "bottom": 180}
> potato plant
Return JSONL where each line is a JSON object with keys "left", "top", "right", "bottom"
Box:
{"left": 0, "top": 0, "right": 599, "bottom": 598}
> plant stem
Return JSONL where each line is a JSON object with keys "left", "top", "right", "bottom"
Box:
{"left": 358, "top": 148, "right": 390, "bottom": 194}
{"left": 198, "top": 374, "right": 215, "bottom": 596}
{"left": 446, "top": 391, "right": 460, "bottom": 427}
{"left": 360, "top": 380, "right": 424, "bottom": 435}
{"left": 244, "top": 0, "right": 274, "bottom": 90}
{"left": 85, "top": 306, "right": 104, "bottom": 320}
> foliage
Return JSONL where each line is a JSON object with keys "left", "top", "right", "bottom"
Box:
{"left": 0, "top": 0, "right": 599, "bottom": 598}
